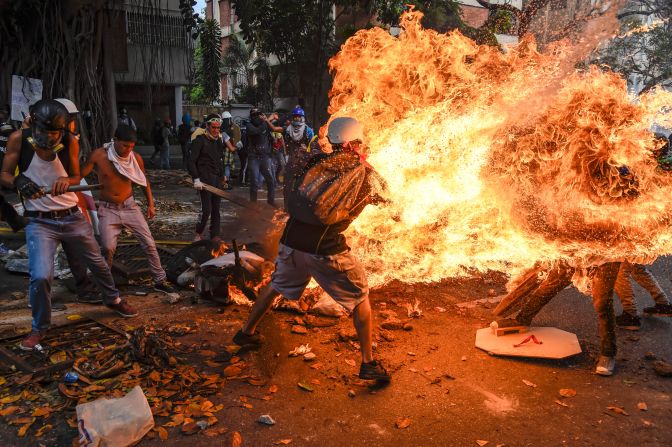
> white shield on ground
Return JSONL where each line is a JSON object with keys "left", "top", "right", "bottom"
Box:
{"left": 475, "top": 326, "right": 582, "bottom": 359}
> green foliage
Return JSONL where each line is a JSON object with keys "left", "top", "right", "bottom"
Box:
{"left": 196, "top": 19, "right": 223, "bottom": 103}
{"left": 592, "top": 17, "right": 672, "bottom": 94}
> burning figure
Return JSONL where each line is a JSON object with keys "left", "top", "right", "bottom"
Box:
{"left": 232, "top": 117, "right": 391, "bottom": 382}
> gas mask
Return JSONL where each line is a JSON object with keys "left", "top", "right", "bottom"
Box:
{"left": 31, "top": 125, "right": 64, "bottom": 152}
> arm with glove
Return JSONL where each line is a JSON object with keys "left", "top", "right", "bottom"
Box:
{"left": 188, "top": 136, "right": 205, "bottom": 190}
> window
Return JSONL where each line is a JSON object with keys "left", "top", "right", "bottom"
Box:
{"left": 127, "top": 11, "right": 191, "bottom": 48}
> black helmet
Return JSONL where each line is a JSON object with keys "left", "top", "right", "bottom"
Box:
{"left": 31, "top": 99, "right": 68, "bottom": 131}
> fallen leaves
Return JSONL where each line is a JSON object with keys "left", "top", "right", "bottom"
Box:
{"left": 274, "top": 439, "right": 293, "bottom": 445}
{"left": 203, "top": 426, "right": 228, "bottom": 437}
{"left": 35, "top": 424, "right": 52, "bottom": 437}
{"left": 554, "top": 399, "right": 569, "bottom": 408}
{"left": 31, "top": 406, "right": 52, "bottom": 417}
{"left": 230, "top": 431, "right": 243, "bottom": 447}
{"left": 0, "top": 406, "right": 21, "bottom": 416}
{"left": 522, "top": 379, "right": 537, "bottom": 388}
{"left": 476, "top": 441, "right": 489, "bottom": 447}
{"left": 638, "top": 402, "right": 648, "bottom": 411}
{"left": 344, "top": 359, "right": 356, "bottom": 367}
{"left": 158, "top": 426, "right": 169, "bottom": 440}
{"left": 49, "top": 351, "right": 67, "bottom": 364}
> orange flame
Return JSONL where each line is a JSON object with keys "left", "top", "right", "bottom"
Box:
{"left": 325, "top": 9, "right": 672, "bottom": 287}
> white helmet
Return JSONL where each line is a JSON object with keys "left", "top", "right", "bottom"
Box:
{"left": 54, "top": 98, "right": 79, "bottom": 114}
{"left": 327, "top": 117, "right": 363, "bottom": 144}
{"left": 221, "top": 111, "right": 232, "bottom": 119}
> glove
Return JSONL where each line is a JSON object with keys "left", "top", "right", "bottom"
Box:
{"left": 193, "top": 178, "right": 204, "bottom": 190}
{"left": 15, "top": 174, "right": 44, "bottom": 198}
{"left": 236, "top": 141, "right": 243, "bottom": 150}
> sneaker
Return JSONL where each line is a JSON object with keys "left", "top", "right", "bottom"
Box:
{"left": 233, "top": 329, "right": 263, "bottom": 348}
{"left": 359, "top": 360, "right": 391, "bottom": 382}
{"left": 20, "top": 331, "right": 45, "bottom": 351}
{"left": 154, "top": 280, "right": 178, "bottom": 294}
{"left": 77, "top": 293, "right": 103, "bottom": 305}
{"left": 643, "top": 303, "right": 672, "bottom": 316}
{"left": 106, "top": 299, "right": 138, "bottom": 317}
{"left": 595, "top": 355, "right": 615, "bottom": 376}
{"left": 616, "top": 312, "right": 641, "bottom": 330}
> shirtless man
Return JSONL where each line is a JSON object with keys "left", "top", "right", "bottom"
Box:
{"left": 81, "top": 125, "right": 177, "bottom": 295}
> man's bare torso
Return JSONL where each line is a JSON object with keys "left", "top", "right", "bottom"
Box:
{"left": 91, "top": 148, "right": 138, "bottom": 203}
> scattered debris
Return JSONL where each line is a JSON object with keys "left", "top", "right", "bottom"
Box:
{"left": 638, "top": 402, "right": 648, "bottom": 411}
{"left": 395, "top": 417, "right": 412, "bottom": 429}
{"left": 380, "top": 319, "right": 404, "bottom": 331}
{"left": 76, "top": 386, "right": 154, "bottom": 447}
{"left": 559, "top": 389, "right": 576, "bottom": 398}
{"left": 405, "top": 299, "right": 422, "bottom": 318}
{"left": 303, "top": 352, "right": 317, "bottom": 362}
{"left": 311, "top": 292, "right": 347, "bottom": 317}
{"left": 344, "top": 359, "right": 356, "bottom": 367}
{"left": 291, "top": 325, "right": 308, "bottom": 335}
{"left": 461, "top": 356, "right": 467, "bottom": 361}
{"left": 607, "top": 406, "right": 629, "bottom": 416}
{"left": 274, "top": 439, "right": 293, "bottom": 445}
{"left": 297, "top": 382, "right": 314, "bottom": 392}
{"left": 653, "top": 360, "right": 672, "bottom": 377}
{"left": 434, "top": 307, "right": 447, "bottom": 313}
{"left": 476, "top": 440, "right": 489, "bottom": 446}
{"left": 348, "top": 389, "right": 356, "bottom": 398}
{"left": 258, "top": 414, "right": 276, "bottom": 425}
{"left": 554, "top": 399, "right": 569, "bottom": 408}
{"left": 522, "top": 379, "right": 537, "bottom": 388}
{"left": 289, "top": 344, "right": 311, "bottom": 357}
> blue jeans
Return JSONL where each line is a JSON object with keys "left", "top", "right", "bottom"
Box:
{"left": 224, "top": 164, "right": 231, "bottom": 181}
{"left": 160, "top": 143, "right": 171, "bottom": 169}
{"left": 248, "top": 156, "right": 275, "bottom": 205}
{"left": 26, "top": 212, "right": 119, "bottom": 332}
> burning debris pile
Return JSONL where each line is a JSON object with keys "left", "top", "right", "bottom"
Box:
{"left": 325, "top": 8, "right": 672, "bottom": 286}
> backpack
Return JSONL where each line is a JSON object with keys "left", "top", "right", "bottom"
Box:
{"left": 287, "top": 151, "right": 368, "bottom": 226}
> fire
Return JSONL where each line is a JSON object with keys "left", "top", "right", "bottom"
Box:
{"left": 324, "top": 8, "right": 672, "bottom": 287}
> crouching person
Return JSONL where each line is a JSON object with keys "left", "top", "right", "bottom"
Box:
{"left": 233, "top": 117, "right": 390, "bottom": 382}
{"left": 81, "top": 125, "right": 177, "bottom": 295}
{"left": 0, "top": 100, "right": 138, "bottom": 350}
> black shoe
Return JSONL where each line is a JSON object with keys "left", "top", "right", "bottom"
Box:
{"left": 233, "top": 329, "right": 263, "bottom": 348}
{"left": 154, "top": 280, "right": 178, "bottom": 294}
{"left": 643, "top": 303, "right": 672, "bottom": 316}
{"left": 616, "top": 312, "right": 641, "bottom": 331}
{"left": 77, "top": 293, "right": 103, "bottom": 304}
{"left": 359, "top": 360, "right": 391, "bottom": 382}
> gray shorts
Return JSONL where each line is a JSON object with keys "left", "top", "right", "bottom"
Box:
{"left": 271, "top": 243, "right": 369, "bottom": 312}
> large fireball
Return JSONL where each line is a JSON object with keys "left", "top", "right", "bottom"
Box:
{"left": 325, "top": 9, "right": 672, "bottom": 286}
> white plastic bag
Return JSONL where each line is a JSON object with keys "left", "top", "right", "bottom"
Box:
{"left": 77, "top": 386, "right": 154, "bottom": 447}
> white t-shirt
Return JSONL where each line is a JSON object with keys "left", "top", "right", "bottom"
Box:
{"left": 23, "top": 153, "right": 78, "bottom": 211}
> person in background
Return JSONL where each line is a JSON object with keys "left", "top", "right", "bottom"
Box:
{"left": 177, "top": 114, "right": 192, "bottom": 169}
{"left": 188, "top": 114, "right": 236, "bottom": 242}
{"left": 160, "top": 118, "right": 173, "bottom": 169}
{"left": 117, "top": 107, "right": 137, "bottom": 131}
{"left": 283, "top": 106, "right": 315, "bottom": 208}
{"left": 246, "top": 108, "right": 282, "bottom": 207}
{"left": 150, "top": 118, "right": 163, "bottom": 166}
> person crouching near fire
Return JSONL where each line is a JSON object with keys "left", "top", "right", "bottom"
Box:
{"left": 81, "top": 124, "right": 178, "bottom": 296}
{"left": 0, "top": 100, "right": 138, "bottom": 350}
{"left": 232, "top": 117, "right": 391, "bottom": 382}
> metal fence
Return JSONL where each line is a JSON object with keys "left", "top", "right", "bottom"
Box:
{"left": 127, "top": 11, "right": 192, "bottom": 48}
